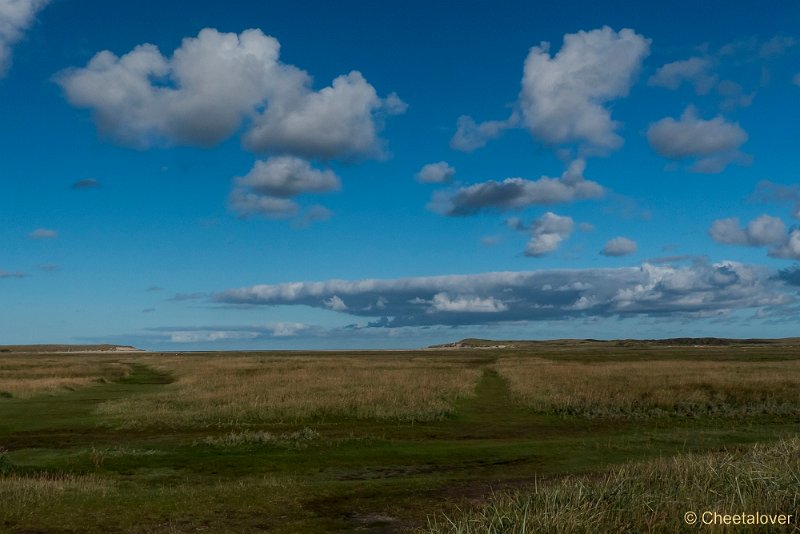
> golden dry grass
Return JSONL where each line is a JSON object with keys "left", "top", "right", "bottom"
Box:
{"left": 494, "top": 357, "right": 800, "bottom": 418}
{"left": 0, "top": 355, "right": 131, "bottom": 398}
{"left": 96, "top": 355, "right": 482, "bottom": 427}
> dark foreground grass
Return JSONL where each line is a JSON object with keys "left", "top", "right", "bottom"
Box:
{"left": 0, "top": 347, "right": 798, "bottom": 533}
{"left": 422, "top": 438, "right": 800, "bottom": 533}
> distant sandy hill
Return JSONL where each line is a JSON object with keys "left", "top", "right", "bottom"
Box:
{"left": 0, "top": 344, "right": 144, "bottom": 353}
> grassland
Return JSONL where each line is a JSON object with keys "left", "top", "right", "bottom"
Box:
{"left": 97, "top": 354, "right": 482, "bottom": 427}
{"left": 0, "top": 354, "right": 131, "bottom": 398}
{"left": 0, "top": 340, "right": 798, "bottom": 532}
{"left": 495, "top": 357, "right": 800, "bottom": 418}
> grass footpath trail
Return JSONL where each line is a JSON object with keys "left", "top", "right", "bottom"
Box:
{"left": 449, "top": 368, "right": 541, "bottom": 433}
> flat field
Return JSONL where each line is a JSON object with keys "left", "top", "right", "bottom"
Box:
{"left": 1, "top": 340, "right": 799, "bottom": 532}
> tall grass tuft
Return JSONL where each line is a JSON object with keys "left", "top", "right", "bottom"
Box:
{"left": 423, "top": 437, "right": 800, "bottom": 533}
{"left": 0, "top": 473, "right": 114, "bottom": 524}
{"left": 0, "top": 446, "right": 14, "bottom": 475}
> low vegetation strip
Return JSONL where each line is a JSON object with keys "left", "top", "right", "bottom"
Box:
{"left": 196, "top": 427, "right": 320, "bottom": 449}
{"left": 0, "top": 355, "right": 132, "bottom": 398}
{"left": 494, "top": 357, "right": 800, "bottom": 418}
{"left": 95, "top": 355, "right": 482, "bottom": 428}
{"left": 422, "top": 437, "right": 800, "bottom": 533}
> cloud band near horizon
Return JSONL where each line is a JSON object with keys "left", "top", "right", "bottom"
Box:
{"left": 215, "top": 261, "right": 795, "bottom": 328}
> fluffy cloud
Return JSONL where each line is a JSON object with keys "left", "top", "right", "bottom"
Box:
{"left": 709, "top": 215, "right": 800, "bottom": 259}
{"left": 519, "top": 26, "right": 650, "bottom": 152}
{"left": 769, "top": 230, "right": 800, "bottom": 260}
{"left": 215, "top": 261, "right": 792, "bottom": 327}
{"left": 266, "top": 322, "right": 310, "bottom": 337}
{"left": 0, "top": 0, "right": 48, "bottom": 77}
{"left": 57, "top": 28, "right": 403, "bottom": 158}
{"left": 57, "top": 29, "right": 287, "bottom": 147}
{"left": 649, "top": 36, "right": 796, "bottom": 110}
{"left": 150, "top": 322, "right": 314, "bottom": 342}
{"left": 168, "top": 330, "right": 260, "bottom": 343}
{"left": 648, "top": 57, "right": 717, "bottom": 94}
{"left": 601, "top": 236, "right": 637, "bottom": 256}
{"left": 431, "top": 159, "right": 603, "bottom": 216}
{"left": 525, "top": 212, "right": 574, "bottom": 257}
{"left": 415, "top": 161, "right": 456, "bottom": 183}
{"left": 430, "top": 293, "right": 508, "bottom": 313}
{"left": 324, "top": 295, "right": 348, "bottom": 311}
{"left": 235, "top": 156, "right": 339, "bottom": 198}
{"left": 244, "top": 71, "right": 404, "bottom": 159}
{"left": 228, "top": 156, "right": 339, "bottom": 218}
{"left": 449, "top": 114, "right": 518, "bottom": 152}
{"left": 228, "top": 191, "right": 297, "bottom": 218}
{"left": 709, "top": 215, "right": 787, "bottom": 246}
{"left": 28, "top": 228, "right": 57, "bottom": 239}
{"left": 647, "top": 106, "right": 750, "bottom": 173}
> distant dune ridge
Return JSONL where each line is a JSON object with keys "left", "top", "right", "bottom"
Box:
{"left": 0, "top": 344, "right": 143, "bottom": 353}
{"left": 429, "top": 337, "right": 800, "bottom": 349}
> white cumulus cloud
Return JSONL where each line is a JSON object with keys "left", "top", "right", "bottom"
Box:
{"left": 601, "top": 237, "right": 637, "bottom": 256}
{"left": 709, "top": 215, "right": 786, "bottom": 246}
{"left": 449, "top": 114, "right": 518, "bottom": 152}
{"left": 265, "top": 322, "right": 309, "bottom": 337}
{"left": 244, "top": 71, "right": 404, "bottom": 159}
{"left": 235, "top": 156, "right": 339, "bottom": 198}
{"left": 228, "top": 156, "right": 339, "bottom": 218}
{"left": 519, "top": 26, "right": 650, "bottom": 152}
{"left": 431, "top": 159, "right": 603, "bottom": 216}
{"left": 415, "top": 161, "right": 456, "bottom": 183}
{"left": 57, "top": 28, "right": 403, "bottom": 158}
{"left": 525, "top": 212, "right": 574, "bottom": 257}
{"left": 648, "top": 56, "right": 717, "bottom": 94}
{"left": 169, "top": 330, "right": 260, "bottom": 343}
{"left": 770, "top": 229, "right": 800, "bottom": 259}
{"left": 0, "top": 0, "right": 48, "bottom": 77}
{"left": 324, "top": 295, "right": 348, "bottom": 311}
{"left": 647, "top": 106, "right": 750, "bottom": 173}
{"left": 430, "top": 293, "right": 508, "bottom": 313}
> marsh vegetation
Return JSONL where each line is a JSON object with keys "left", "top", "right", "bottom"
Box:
{"left": 0, "top": 341, "right": 798, "bottom": 532}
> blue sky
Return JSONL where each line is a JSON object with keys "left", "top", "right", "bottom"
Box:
{"left": 2, "top": 0, "right": 800, "bottom": 349}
